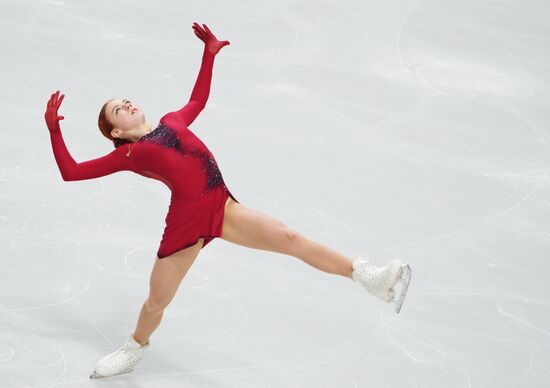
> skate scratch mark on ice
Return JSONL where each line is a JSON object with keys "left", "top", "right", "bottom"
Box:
{"left": 182, "top": 270, "right": 211, "bottom": 290}
{"left": 497, "top": 306, "right": 550, "bottom": 337}
{"left": 149, "top": 330, "right": 379, "bottom": 378}
{"left": 266, "top": 3, "right": 299, "bottom": 56}
{"left": 367, "top": 93, "right": 432, "bottom": 131}
{"left": 76, "top": 309, "right": 114, "bottom": 346}
{"left": 396, "top": 0, "right": 430, "bottom": 71}
{"left": 380, "top": 309, "right": 420, "bottom": 363}
{"left": 44, "top": 5, "right": 177, "bottom": 56}
{"left": 369, "top": 102, "right": 550, "bottom": 253}
{"left": 214, "top": 256, "right": 288, "bottom": 293}
{"left": 345, "top": 373, "right": 359, "bottom": 388}
{"left": 21, "top": 0, "right": 45, "bottom": 31}
{"left": 209, "top": 337, "right": 293, "bottom": 378}
{"left": 368, "top": 101, "right": 550, "bottom": 252}
{"left": 481, "top": 173, "right": 546, "bottom": 179}
{"left": 0, "top": 203, "right": 49, "bottom": 218}
{"left": 117, "top": 0, "right": 202, "bottom": 14}
{"left": 396, "top": 0, "right": 445, "bottom": 96}
{"left": 417, "top": 291, "right": 550, "bottom": 307}
{"left": 216, "top": 291, "right": 250, "bottom": 328}
{"left": 509, "top": 108, "right": 547, "bottom": 145}
{"left": 416, "top": 63, "right": 451, "bottom": 96}
{"left": 280, "top": 193, "right": 387, "bottom": 247}
{"left": 393, "top": 325, "right": 473, "bottom": 388}
{"left": 123, "top": 245, "right": 152, "bottom": 278}
{"left": 198, "top": 330, "right": 236, "bottom": 351}
{"left": 367, "top": 164, "right": 550, "bottom": 253}
{"left": 274, "top": 286, "right": 374, "bottom": 319}
{"left": 334, "top": 94, "right": 440, "bottom": 175}
{"left": 0, "top": 171, "right": 54, "bottom": 181}
{"left": 515, "top": 323, "right": 535, "bottom": 382}
{"left": 204, "top": 327, "right": 378, "bottom": 378}
{"left": 48, "top": 179, "right": 107, "bottom": 204}
{"left": 0, "top": 341, "right": 14, "bottom": 363}
{"left": 0, "top": 282, "right": 91, "bottom": 312}
{"left": 101, "top": 192, "right": 160, "bottom": 218}
{"left": 48, "top": 378, "right": 92, "bottom": 388}
{"left": 496, "top": 307, "right": 537, "bottom": 382}
{"left": 273, "top": 284, "right": 375, "bottom": 319}
{"left": 294, "top": 86, "right": 441, "bottom": 176}
{"left": 396, "top": 317, "right": 531, "bottom": 345}
{"left": 0, "top": 327, "right": 68, "bottom": 386}
{"left": 353, "top": 129, "right": 440, "bottom": 176}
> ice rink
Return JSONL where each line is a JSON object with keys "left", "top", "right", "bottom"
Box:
{"left": 1, "top": 0, "right": 549, "bottom": 386}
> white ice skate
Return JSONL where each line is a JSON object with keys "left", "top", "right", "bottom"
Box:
{"left": 90, "top": 334, "right": 150, "bottom": 379}
{"left": 352, "top": 257, "right": 412, "bottom": 313}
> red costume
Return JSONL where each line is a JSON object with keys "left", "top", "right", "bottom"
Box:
{"left": 49, "top": 46, "right": 238, "bottom": 259}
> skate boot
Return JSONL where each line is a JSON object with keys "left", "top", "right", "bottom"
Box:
{"left": 352, "top": 257, "right": 412, "bottom": 313}
{"left": 90, "top": 334, "right": 150, "bottom": 379}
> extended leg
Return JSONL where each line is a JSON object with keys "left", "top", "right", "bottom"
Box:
{"left": 220, "top": 198, "right": 353, "bottom": 278}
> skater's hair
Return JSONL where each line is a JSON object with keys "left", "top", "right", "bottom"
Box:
{"left": 98, "top": 98, "right": 132, "bottom": 149}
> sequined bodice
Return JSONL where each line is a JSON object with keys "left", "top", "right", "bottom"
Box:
{"left": 130, "top": 122, "right": 225, "bottom": 200}
{"left": 138, "top": 123, "right": 181, "bottom": 148}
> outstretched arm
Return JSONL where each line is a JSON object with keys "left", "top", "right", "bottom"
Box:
{"left": 49, "top": 130, "right": 131, "bottom": 181}
{"left": 163, "top": 23, "right": 230, "bottom": 128}
{"left": 45, "top": 90, "right": 132, "bottom": 181}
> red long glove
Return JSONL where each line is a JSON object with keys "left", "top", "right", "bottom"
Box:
{"left": 45, "top": 90, "right": 65, "bottom": 133}
{"left": 192, "top": 22, "right": 230, "bottom": 55}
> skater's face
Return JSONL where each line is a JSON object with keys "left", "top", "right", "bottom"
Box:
{"left": 105, "top": 98, "right": 145, "bottom": 138}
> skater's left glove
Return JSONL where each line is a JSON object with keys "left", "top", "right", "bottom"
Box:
{"left": 192, "top": 22, "right": 230, "bottom": 55}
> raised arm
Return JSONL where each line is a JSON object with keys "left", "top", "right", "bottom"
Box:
{"left": 45, "top": 90, "right": 132, "bottom": 181}
{"left": 162, "top": 23, "right": 230, "bottom": 129}
{"left": 165, "top": 45, "right": 215, "bottom": 128}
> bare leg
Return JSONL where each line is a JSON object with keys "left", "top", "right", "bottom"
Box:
{"left": 132, "top": 302, "right": 163, "bottom": 346}
{"left": 291, "top": 235, "right": 354, "bottom": 278}
{"left": 221, "top": 197, "right": 354, "bottom": 279}
{"left": 133, "top": 238, "right": 204, "bottom": 345}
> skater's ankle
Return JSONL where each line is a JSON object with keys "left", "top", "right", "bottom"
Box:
{"left": 132, "top": 334, "right": 149, "bottom": 346}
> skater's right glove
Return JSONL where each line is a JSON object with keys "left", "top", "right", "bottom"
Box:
{"left": 192, "top": 22, "right": 230, "bottom": 56}
{"left": 45, "top": 90, "right": 65, "bottom": 133}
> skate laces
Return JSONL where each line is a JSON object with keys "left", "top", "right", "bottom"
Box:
{"left": 352, "top": 257, "right": 397, "bottom": 302}
{"left": 112, "top": 338, "right": 145, "bottom": 362}
{"left": 352, "top": 257, "right": 380, "bottom": 282}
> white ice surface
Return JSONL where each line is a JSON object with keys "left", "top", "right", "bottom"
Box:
{"left": 1, "top": 0, "right": 549, "bottom": 387}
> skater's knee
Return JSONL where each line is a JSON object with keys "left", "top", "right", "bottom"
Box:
{"left": 283, "top": 228, "right": 305, "bottom": 255}
{"left": 264, "top": 226, "right": 301, "bottom": 254}
{"left": 145, "top": 296, "right": 170, "bottom": 313}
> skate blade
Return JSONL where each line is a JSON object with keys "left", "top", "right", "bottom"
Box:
{"left": 90, "top": 369, "right": 133, "bottom": 379}
{"left": 390, "top": 264, "right": 412, "bottom": 314}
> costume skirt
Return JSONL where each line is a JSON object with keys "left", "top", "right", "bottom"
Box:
{"left": 156, "top": 184, "right": 239, "bottom": 259}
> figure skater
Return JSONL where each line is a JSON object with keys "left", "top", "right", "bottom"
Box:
{"left": 44, "top": 22, "right": 411, "bottom": 379}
